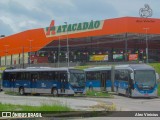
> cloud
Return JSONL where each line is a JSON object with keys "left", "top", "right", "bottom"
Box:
{"left": 0, "top": 19, "right": 14, "bottom": 36}
{"left": 0, "top": 0, "right": 52, "bottom": 33}
{"left": 32, "top": 0, "right": 119, "bottom": 26}
{"left": 0, "top": 0, "right": 159, "bottom": 35}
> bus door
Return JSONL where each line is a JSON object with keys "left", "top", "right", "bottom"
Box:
{"left": 59, "top": 72, "right": 67, "bottom": 93}
{"left": 30, "top": 72, "right": 38, "bottom": 93}
{"left": 9, "top": 73, "right": 16, "bottom": 91}
{"left": 100, "top": 72, "right": 106, "bottom": 91}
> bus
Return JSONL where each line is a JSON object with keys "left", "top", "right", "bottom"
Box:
{"left": 2, "top": 67, "right": 86, "bottom": 96}
{"left": 85, "top": 66, "right": 112, "bottom": 91}
{"left": 85, "top": 64, "right": 159, "bottom": 98}
{"left": 114, "top": 64, "right": 159, "bottom": 97}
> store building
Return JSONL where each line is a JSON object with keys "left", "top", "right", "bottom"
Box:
{"left": 0, "top": 16, "right": 160, "bottom": 67}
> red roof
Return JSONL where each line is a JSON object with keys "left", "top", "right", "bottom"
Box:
{"left": 0, "top": 16, "right": 160, "bottom": 56}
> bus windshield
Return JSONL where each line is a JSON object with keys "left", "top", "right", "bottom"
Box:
{"left": 69, "top": 69, "right": 85, "bottom": 88}
{"left": 134, "top": 70, "right": 156, "bottom": 89}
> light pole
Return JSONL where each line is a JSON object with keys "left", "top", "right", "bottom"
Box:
{"left": 0, "top": 35, "right": 5, "bottom": 66}
{"left": 29, "top": 40, "right": 33, "bottom": 67}
{"left": 4, "top": 45, "right": 9, "bottom": 66}
{"left": 64, "top": 22, "right": 69, "bottom": 67}
{"left": 144, "top": 28, "right": 149, "bottom": 63}
{"left": 22, "top": 46, "right": 24, "bottom": 68}
{"left": 58, "top": 37, "right": 61, "bottom": 67}
{"left": 125, "top": 33, "right": 128, "bottom": 61}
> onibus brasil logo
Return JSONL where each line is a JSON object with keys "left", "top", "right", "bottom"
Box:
{"left": 139, "top": 4, "right": 152, "bottom": 18}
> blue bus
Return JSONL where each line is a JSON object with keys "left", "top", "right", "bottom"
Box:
{"left": 114, "top": 64, "right": 159, "bottom": 97}
{"left": 2, "top": 67, "right": 86, "bottom": 96}
{"left": 85, "top": 64, "right": 159, "bottom": 98}
{"left": 85, "top": 66, "right": 112, "bottom": 91}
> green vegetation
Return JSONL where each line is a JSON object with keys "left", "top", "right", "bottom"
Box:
{"left": 0, "top": 103, "right": 72, "bottom": 111}
{"left": 149, "top": 63, "right": 160, "bottom": 74}
{"left": 4, "top": 91, "right": 20, "bottom": 95}
{"left": 86, "top": 90, "right": 113, "bottom": 98}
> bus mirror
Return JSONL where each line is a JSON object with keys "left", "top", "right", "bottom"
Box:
{"left": 130, "top": 73, "right": 134, "bottom": 80}
{"left": 156, "top": 73, "right": 159, "bottom": 80}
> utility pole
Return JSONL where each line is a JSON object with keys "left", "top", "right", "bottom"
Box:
{"left": 22, "top": 46, "right": 24, "bottom": 68}
{"left": 125, "top": 33, "right": 128, "bottom": 61}
{"left": 4, "top": 45, "right": 9, "bottom": 66}
{"left": 144, "top": 28, "right": 149, "bottom": 63}
{"left": 64, "top": 22, "right": 69, "bottom": 67}
{"left": 29, "top": 40, "right": 33, "bottom": 67}
{"left": 58, "top": 37, "right": 61, "bottom": 67}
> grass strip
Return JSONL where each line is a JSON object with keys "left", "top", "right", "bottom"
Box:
{"left": 0, "top": 102, "right": 72, "bottom": 111}
{"left": 86, "top": 90, "right": 113, "bottom": 97}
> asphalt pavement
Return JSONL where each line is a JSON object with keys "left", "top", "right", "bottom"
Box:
{"left": 0, "top": 91, "right": 108, "bottom": 111}
{"left": 1, "top": 92, "right": 160, "bottom": 120}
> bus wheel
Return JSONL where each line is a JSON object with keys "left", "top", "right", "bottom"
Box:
{"left": 19, "top": 87, "right": 25, "bottom": 95}
{"left": 52, "top": 88, "right": 58, "bottom": 97}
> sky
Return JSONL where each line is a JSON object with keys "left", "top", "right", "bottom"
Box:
{"left": 0, "top": 0, "right": 159, "bottom": 36}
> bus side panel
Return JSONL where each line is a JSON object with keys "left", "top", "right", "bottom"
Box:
{"left": 114, "top": 80, "right": 129, "bottom": 94}
{"left": 35, "top": 80, "right": 58, "bottom": 94}
{"left": 2, "top": 80, "right": 11, "bottom": 91}
{"left": 106, "top": 80, "right": 112, "bottom": 91}
{"left": 14, "top": 80, "right": 31, "bottom": 93}
{"left": 86, "top": 80, "right": 101, "bottom": 91}
{"left": 34, "top": 81, "right": 71, "bottom": 94}
{"left": 119, "top": 81, "right": 128, "bottom": 94}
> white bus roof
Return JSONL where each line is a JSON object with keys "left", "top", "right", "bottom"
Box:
{"left": 84, "top": 66, "right": 111, "bottom": 72}
{"left": 115, "top": 64, "right": 155, "bottom": 71}
{"left": 4, "top": 67, "right": 81, "bottom": 72}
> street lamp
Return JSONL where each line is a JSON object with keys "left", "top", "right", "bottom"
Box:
{"left": 58, "top": 37, "right": 61, "bottom": 67}
{"left": 64, "top": 22, "right": 69, "bottom": 67}
{"left": 143, "top": 28, "right": 149, "bottom": 63}
{"left": 22, "top": 46, "right": 24, "bottom": 68}
{"left": 29, "top": 40, "right": 33, "bottom": 67}
{"left": 4, "top": 45, "right": 9, "bottom": 66}
{"left": 1, "top": 35, "right": 5, "bottom": 66}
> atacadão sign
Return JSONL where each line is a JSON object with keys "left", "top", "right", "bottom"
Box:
{"left": 45, "top": 20, "right": 104, "bottom": 37}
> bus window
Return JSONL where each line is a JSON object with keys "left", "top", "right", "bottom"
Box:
{"left": 60, "top": 72, "right": 67, "bottom": 82}
{"left": 101, "top": 71, "right": 111, "bottom": 80}
{"left": 3, "top": 72, "right": 9, "bottom": 80}
{"left": 48, "top": 72, "right": 53, "bottom": 80}
{"left": 115, "top": 70, "right": 119, "bottom": 80}
{"left": 39, "top": 72, "right": 49, "bottom": 80}
{"left": 39, "top": 72, "right": 54, "bottom": 80}
{"left": 9, "top": 73, "right": 16, "bottom": 81}
{"left": 31, "top": 73, "right": 39, "bottom": 82}
{"left": 54, "top": 72, "right": 59, "bottom": 81}
{"left": 24, "top": 72, "right": 30, "bottom": 80}
{"left": 115, "top": 70, "right": 128, "bottom": 81}
{"left": 16, "top": 72, "right": 23, "bottom": 80}
{"left": 119, "top": 70, "right": 126, "bottom": 81}
{"left": 86, "top": 72, "right": 100, "bottom": 80}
